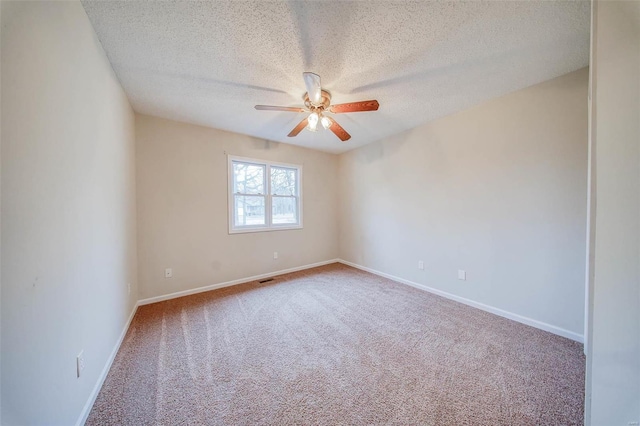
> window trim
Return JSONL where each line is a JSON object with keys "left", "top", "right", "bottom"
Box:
{"left": 228, "top": 155, "right": 303, "bottom": 234}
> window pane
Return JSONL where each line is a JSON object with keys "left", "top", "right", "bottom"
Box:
{"left": 272, "top": 197, "right": 298, "bottom": 224}
{"left": 234, "top": 195, "right": 265, "bottom": 227}
{"left": 271, "top": 167, "right": 297, "bottom": 196}
{"left": 233, "top": 162, "right": 264, "bottom": 194}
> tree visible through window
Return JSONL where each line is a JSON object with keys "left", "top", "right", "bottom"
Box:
{"left": 229, "top": 156, "right": 302, "bottom": 233}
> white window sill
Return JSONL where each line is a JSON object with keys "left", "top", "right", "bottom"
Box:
{"left": 229, "top": 225, "right": 303, "bottom": 234}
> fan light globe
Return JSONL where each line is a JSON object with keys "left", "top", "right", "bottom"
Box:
{"left": 308, "top": 112, "right": 319, "bottom": 131}
{"left": 321, "top": 115, "right": 332, "bottom": 129}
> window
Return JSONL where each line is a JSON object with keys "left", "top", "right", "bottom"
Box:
{"left": 228, "top": 156, "right": 302, "bottom": 233}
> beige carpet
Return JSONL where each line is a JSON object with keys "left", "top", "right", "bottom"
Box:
{"left": 87, "top": 263, "right": 585, "bottom": 425}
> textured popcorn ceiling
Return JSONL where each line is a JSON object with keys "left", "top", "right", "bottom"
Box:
{"left": 82, "top": 1, "right": 590, "bottom": 154}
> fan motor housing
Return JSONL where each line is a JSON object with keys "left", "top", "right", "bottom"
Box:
{"left": 304, "top": 90, "right": 331, "bottom": 110}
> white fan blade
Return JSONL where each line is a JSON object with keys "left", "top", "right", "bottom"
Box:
{"left": 303, "top": 72, "right": 322, "bottom": 105}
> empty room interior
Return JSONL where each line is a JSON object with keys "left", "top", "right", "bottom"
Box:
{"left": 1, "top": 0, "right": 639, "bottom": 425}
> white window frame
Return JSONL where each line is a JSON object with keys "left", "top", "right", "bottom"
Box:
{"left": 228, "top": 155, "right": 303, "bottom": 234}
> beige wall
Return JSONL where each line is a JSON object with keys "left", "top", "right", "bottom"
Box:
{"left": 1, "top": 2, "right": 138, "bottom": 425}
{"left": 586, "top": 1, "right": 640, "bottom": 424}
{"left": 135, "top": 114, "right": 338, "bottom": 300}
{"left": 338, "top": 68, "right": 588, "bottom": 339}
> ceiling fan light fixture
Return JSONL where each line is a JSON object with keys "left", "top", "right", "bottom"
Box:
{"left": 321, "top": 115, "right": 332, "bottom": 129}
{"left": 255, "top": 72, "right": 378, "bottom": 142}
{"left": 308, "top": 112, "right": 319, "bottom": 131}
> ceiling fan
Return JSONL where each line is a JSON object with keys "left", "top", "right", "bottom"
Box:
{"left": 255, "top": 72, "right": 379, "bottom": 142}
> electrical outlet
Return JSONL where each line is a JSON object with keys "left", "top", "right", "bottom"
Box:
{"left": 77, "top": 351, "right": 85, "bottom": 378}
{"left": 165, "top": 268, "right": 172, "bottom": 278}
{"left": 273, "top": 252, "right": 278, "bottom": 259}
{"left": 418, "top": 261, "right": 424, "bottom": 270}
{"left": 458, "top": 270, "right": 466, "bottom": 280}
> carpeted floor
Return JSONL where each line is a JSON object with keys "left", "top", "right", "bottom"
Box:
{"left": 87, "top": 263, "right": 585, "bottom": 425}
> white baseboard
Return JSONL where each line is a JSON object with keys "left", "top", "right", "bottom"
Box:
{"left": 76, "top": 301, "right": 139, "bottom": 426}
{"left": 338, "top": 259, "right": 584, "bottom": 343}
{"left": 137, "top": 259, "right": 340, "bottom": 306}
